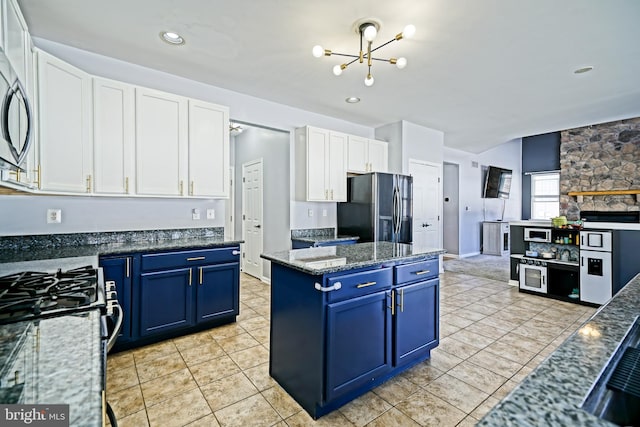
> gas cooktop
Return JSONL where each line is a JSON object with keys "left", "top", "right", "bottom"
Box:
{"left": 0, "top": 266, "right": 105, "bottom": 325}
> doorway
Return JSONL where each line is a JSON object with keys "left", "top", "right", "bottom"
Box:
{"left": 242, "top": 159, "right": 263, "bottom": 279}
{"left": 443, "top": 162, "right": 460, "bottom": 256}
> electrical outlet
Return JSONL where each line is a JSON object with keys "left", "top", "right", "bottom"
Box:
{"left": 206, "top": 209, "right": 215, "bottom": 219}
{"left": 47, "top": 209, "right": 62, "bottom": 224}
{"left": 322, "top": 209, "right": 327, "bottom": 217}
{"left": 192, "top": 208, "right": 201, "bottom": 220}
{"left": 308, "top": 209, "right": 314, "bottom": 217}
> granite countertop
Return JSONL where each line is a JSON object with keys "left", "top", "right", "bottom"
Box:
{"left": 261, "top": 241, "right": 444, "bottom": 275}
{"left": 0, "top": 236, "right": 243, "bottom": 265}
{"left": 0, "top": 309, "right": 103, "bottom": 426}
{"left": 479, "top": 273, "right": 640, "bottom": 426}
{"left": 291, "top": 235, "right": 360, "bottom": 244}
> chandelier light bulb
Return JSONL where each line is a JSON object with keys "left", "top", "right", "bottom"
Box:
{"left": 312, "top": 45, "right": 324, "bottom": 58}
{"left": 402, "top": 24, "right": 416, "bottom": 39}
{"left": 364, "top": 74, "right": 374, "bottom": 87}
{"left": 396, "top": 57, "right": 407, "bottom": 69}
{"left": 363, "top": 25, "right": 377, "bottom": 42}
{"left": 333, "top": 64, "right": 343, "bottom": 76}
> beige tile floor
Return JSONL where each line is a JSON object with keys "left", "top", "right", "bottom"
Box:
{"left": 107, "top": 271, "right": 596, "bottom": 427}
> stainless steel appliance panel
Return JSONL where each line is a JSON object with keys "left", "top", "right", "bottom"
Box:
{"left": 337, "top": 172, "right": 413, "bottom": 244}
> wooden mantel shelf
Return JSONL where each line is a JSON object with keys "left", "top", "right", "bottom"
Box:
{"left": 568, "top": 190, "right": 640, "bottom": 203}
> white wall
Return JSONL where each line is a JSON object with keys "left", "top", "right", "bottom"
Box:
{"left": 375, "top": 120, "right": 445, "bottom": 174}
{"left": 443, "top": 139, "right": 522, "bottom": 257}
{"left": 0, "top": 38, "right": 380, "bottom": 237}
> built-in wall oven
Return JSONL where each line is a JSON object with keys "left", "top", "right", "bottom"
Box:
{"left": 519, "top": 258, "right": 548, "bottom": 294}
{"left": 580, "top": 231, "right": 613, "bottom": 305}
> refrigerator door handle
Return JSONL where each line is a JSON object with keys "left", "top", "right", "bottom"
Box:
{"left": 392, "top": 186, "right": 397, "bottom": 240}
{"left": 394, "top": 184, "right": 402, "bottom": 238}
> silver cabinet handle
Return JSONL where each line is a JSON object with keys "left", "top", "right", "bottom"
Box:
{"left": 315, "top": 282, "right": 342, "bottom": 292}
{"left": 356, "top": 281, "right": 377, "bottom": 288}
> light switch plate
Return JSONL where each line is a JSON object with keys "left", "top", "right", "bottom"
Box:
{"left": 192, "top": 208, "right": 201, "bottom": 220}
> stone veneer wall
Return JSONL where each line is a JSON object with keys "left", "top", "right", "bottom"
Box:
{"left": 560, "top": 117, "right": 640, "bottom": 219}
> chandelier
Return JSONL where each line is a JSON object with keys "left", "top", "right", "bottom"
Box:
{"left": 312, "top": 21, "right": 415, "bottom": 87}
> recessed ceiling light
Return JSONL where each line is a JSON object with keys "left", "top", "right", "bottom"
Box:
{"left": 345, "top": 97, "right": 360, "bottom": 104}
{"left": 160, "top": 31, "right": 185, "bottom": 45}
{"left": 574, "top": 66, "right": 594, "bottom": 74}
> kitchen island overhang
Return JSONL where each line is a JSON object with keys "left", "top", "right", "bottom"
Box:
{"left": 261, "top": 242, "right": 445, "bottom": 419}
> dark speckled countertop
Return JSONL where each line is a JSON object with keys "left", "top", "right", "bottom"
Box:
{"left": 261, "top": 242, "right": 444, "bottom": 275}
{"left": 0, "top": 228, "right": 242, "bottom": 266}
{"left": 479, "top": 273, "right": 640, "bottom": 426}
{"left": 0, "top": 310, "right": 103, "bottom": 426}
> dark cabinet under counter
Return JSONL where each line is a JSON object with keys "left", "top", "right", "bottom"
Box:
{"left": 547, "top": 262, "right": 580, "bottom": 302}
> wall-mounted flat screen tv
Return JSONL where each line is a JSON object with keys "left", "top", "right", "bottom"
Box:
{"left": 483, "top": 166, "right": 512, "bottom": 199}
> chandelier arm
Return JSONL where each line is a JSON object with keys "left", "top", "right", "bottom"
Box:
{"left": 369, "top": 57, "right": 394, "bottom": 63}
{"left": 369, "top": 38, "right": 398, "bottom": 54}
{"left": 330, "top": 52, "right": 360, "bottom": 59}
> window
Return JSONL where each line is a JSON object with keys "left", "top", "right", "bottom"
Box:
{"left": 531, "top": 173, "right": 560, "bottom": 219}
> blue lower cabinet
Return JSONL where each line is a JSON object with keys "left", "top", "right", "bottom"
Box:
{"left": 326, "top": 291, "right": 392, "bottom": 401}
{"left": 196, "top": 263, "right": 240, "bottom": 322}
{"left": 100, "top": 256, "right": 133, "bottom": 343}
{"left": 393, "top": 278, "right": 439, "bottom": 367}
{"left": 139, "top": 268, "right": 193, "bottom": 336}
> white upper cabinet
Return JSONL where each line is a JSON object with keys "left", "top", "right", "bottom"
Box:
{"left": 93, "top": 77, "right": 135, "bottom": 195}
{"left": 347, "top": 135, "right": 388, "bottom": 173}
{"left": 295, "top": 126, "right": 346, "bottom": 202}
{"left": 367, "top": 139, "right": 388, "bottom": 172}
{"left": 38, "top": 50, "right": 93, "bottom": 193}
{"left": 3, "top": 0, "right": 27, "bottom": 83}
{"left": 188, "top": 99, "right": 229, "bottom": 197}
{"left": 135, "top": 87, "right": 188, "bottom": 196}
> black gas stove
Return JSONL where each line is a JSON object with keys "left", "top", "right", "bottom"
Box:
{"left": 0, "top": 266, "right": 106, "bottom": 325}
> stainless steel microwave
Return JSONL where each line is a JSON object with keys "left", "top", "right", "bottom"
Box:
{"left": 0, "top": 48, "right": 33, "bottom": 171}
{"left": 524, "top": 228, "right": 552, "bottom": 243}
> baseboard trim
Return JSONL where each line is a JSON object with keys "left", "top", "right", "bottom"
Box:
{"left": 458, "top": 252, "right": 481, "bottom": 259}
{"left": 508, "top": 279, "right": 519, "bottom": 287}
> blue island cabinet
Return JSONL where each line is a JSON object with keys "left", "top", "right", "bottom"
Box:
{"left": 269, "top": 257, "right": 439, "bottom": 419}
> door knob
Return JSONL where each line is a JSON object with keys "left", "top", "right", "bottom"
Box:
{"left": 422, "top": 223, "right": 431, "bottom": 228}
{"left": 254, "top": 224, "right": 261, "bottom": 228}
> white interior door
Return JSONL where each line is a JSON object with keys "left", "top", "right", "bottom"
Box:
{"left": 409, "top": 160, "right": 442, "bottom": 253}
{"left": 242, "top": 159, "right": 263, "bottom": 279}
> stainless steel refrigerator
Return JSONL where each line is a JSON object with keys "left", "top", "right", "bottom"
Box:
{"left": 337, "top": 172, "right": 413, "bottom": 243}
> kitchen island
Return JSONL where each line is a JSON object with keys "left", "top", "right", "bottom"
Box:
{"left": 479, "top": 272, "right": 640, "bottom": 426}
{"left": 261, "top": 242, "right": 445, "bottom": 419}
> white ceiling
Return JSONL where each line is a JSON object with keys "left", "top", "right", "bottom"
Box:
{"left": 17, "top": 0, "right": 640, "bottom": 153}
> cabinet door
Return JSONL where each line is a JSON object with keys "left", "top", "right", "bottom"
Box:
{"left": 368, "top": 140, "right": 388, "bottom": 173}
{"left": 393, "top": 278, "right": 439, "bottom": 367}
{"left": 4, "top": 0, "right": 27, "bottom": 83}
{"left": 38, "top": 50, "right": 93, "bottom": 193}
{"left": 326, "top": 291, "right": 392, "bottom": 401}
{"left": 196, "top": 262, "right": 239, "bottom": 323}
{"left": 306, "top": 127, "right": 329, "bottom": 201}
{"left": 139, "top": 268, "right": 193, "bottom": 336}
{"left": 347, "top": 135, "right": 368, "bottom": 173}
{"left": 93, "top": 78, "right": 135, "bottom": 194}
{"left": 135, "top": 87, "right": 188, "bottom": 196}
{"left": 188, "top": 100, "right": 229, "bottom": 197}
{"left": 328, "top": 132, "right": 347, "bottom": 201}
{"left": 100, "top": 256, "right": 133, "bottom": 342}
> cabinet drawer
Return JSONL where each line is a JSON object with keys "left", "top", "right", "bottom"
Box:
{"left": 325, "top": 268, "right": 392, "bottom": 302}
{"left": 395, "top": 259, "right": 438, "bottom": 285}
{"left": 141, "top": 246, "right": 240, "bottom": 271}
